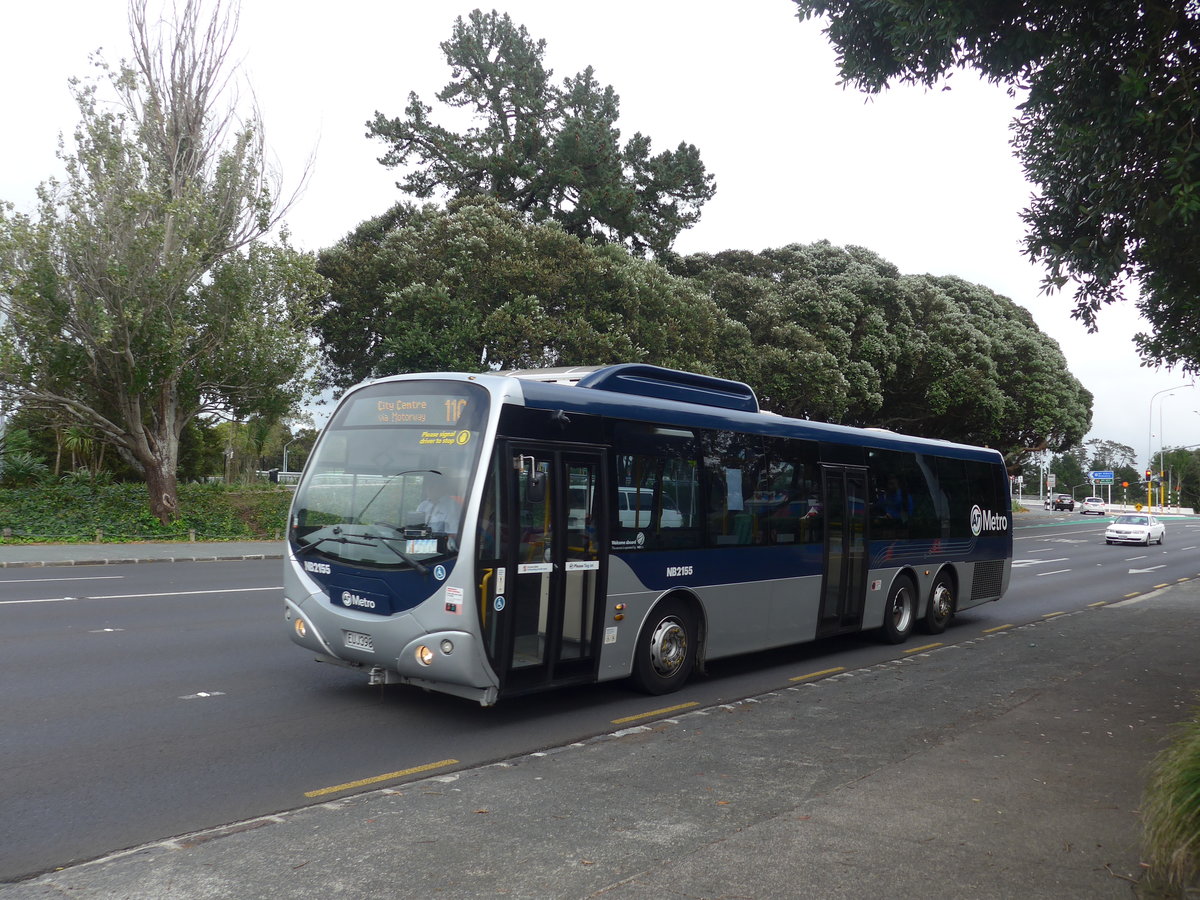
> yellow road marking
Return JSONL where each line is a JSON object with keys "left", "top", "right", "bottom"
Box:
{"left": 1088, "top": 601, "right": 1107, "bottom": 608}
{"left": 904, "top": 642, "right": 944, "bottom": 654}
{"left": 305, "top": 759, "right": 459, "bottom": 798}
{"left": 982, "top": 624, "right": 1014, "bottom": 633}
{"left": 1042, "top": 611, "right": 1066, "bottom": 618}
{"left": 789, "top": 666, "right": 846, "bottom": 683}
{"left": 611, "top": 701, "right": 699, "bottom": 725}
{"left": 1155, "top": 583, "right": 1170, "bottom": 589}
{"left": 1125, "top": 593, "right": 1141, "bottom": 599}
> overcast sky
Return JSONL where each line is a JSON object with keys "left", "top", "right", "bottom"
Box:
{"left": 4, "top": 0, "right": 1197, "bottom": 471}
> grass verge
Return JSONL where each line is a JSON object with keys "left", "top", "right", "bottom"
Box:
{"left": 1141, "top": 697, "right": 1200, "bottom": 895}
{"left": 0, "top": 482, "right": 292, "bottom": 543}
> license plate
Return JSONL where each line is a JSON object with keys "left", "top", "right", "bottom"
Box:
{"left": 344, "top": 630, "right": 374, "bottom": 652}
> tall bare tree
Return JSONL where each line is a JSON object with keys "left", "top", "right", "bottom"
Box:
{"left": 0, "top": 0, "right": 320, "bottom": 522}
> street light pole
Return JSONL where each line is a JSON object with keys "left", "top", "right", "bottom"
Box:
{"left": 1160, "top": 396, "right": 1172, "bottom": 509}
{"left": 282, "top": 439, "right": 298, "bottom": 480}
{"left": 1148, "top": 386, "right": 1190, "bottom": 510}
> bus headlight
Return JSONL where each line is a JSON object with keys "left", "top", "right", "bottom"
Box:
{"left": 416, "top": 645, "right": 434, "bottom": 666}
{"left": 294, "top": 618, "right": 308, "bottom": 639}
{"left": 440, "top": 639, "right": 454, "bottom": 655}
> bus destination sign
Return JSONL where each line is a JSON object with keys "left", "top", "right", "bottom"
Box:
{"left": 343, "top": 393, "right": 473, "bottom": 428}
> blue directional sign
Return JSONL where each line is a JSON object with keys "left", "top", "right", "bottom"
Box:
{"left": 1090, "top": 470, "right": 1114, "bottom": 483}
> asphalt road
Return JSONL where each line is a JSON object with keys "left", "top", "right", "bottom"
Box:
{"left": 2, "top": 508, "right": 1198, "bottom": 883}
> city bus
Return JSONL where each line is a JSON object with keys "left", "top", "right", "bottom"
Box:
{"left": 284, "top": 364, "right": 1012, "bottom": 705}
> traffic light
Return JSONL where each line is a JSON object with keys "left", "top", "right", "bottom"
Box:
{"left": 1146, "top": 469, "right": 1152, "bottom": 480}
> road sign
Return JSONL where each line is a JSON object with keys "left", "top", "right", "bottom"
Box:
{"left": 1090, "top": 470, "right": 1114, "bottom": 483}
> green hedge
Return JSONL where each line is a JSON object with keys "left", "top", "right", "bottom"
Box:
{"left": 0, "top": 482, "right": 293, "bottom": 543}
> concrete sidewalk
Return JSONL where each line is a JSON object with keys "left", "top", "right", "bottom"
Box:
{"left": 4, "top": 578, "right": 1198, "bottom": 897}
{"left": 0, "top": 540, "right": 285, "bottom": 568}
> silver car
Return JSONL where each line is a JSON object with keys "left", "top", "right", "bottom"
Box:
{"left": 1080, "top": 497, "right": 1106, "bottom": 515}
{"left": 1105, "top": 514, "right": 1165, "bottom": 545}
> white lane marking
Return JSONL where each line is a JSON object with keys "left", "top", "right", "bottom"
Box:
{"left": 0, "top": 586, "right": 282, "bottom": 606}
{"left": 1012, "top": 557, "right": 1069, "bottom": 568}
{"left": 1036, "top": 569, "right": 1072, "bottom": 577}
{"left": 0, "top": 576, "right": 125, "bottom": 584}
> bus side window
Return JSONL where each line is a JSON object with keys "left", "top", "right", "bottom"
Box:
{"left": 703, "top": 431, "right": 769, "bottom": 546}
{"left": 610, "top": 422, "right": 701, "bottom": 551}
{"left": 935, "top": 457, "right": 971, "bottom": 538}
{"left": 765, "top": 436, "right": 822, "bottom": 545}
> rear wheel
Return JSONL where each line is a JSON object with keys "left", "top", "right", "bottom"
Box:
{"left": 880, "top": 578, "right": 916, "bottom": 644}
{"left": 922, "top": 575, "right": 954, "bottom": 634}
{"left": 631, "top": 600, "right": 697, "bottom": 695}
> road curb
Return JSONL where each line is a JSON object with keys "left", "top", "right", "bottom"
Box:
{"left": 0, "top": 553, "right": 284, "bottom": 568}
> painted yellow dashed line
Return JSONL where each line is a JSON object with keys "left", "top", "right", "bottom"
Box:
{"left": 789, "top": 666, "right": 846, "bottom": 683}
{"left": 305, "top": 759, "right": 459, "bottom": 798}
{"left": 1088, "top": 601, "right": 1107, "bottom": 608}
{"left": 982, "top": 624, "right": 1014, "bottom": 633}
{"left": 904, "top": 642, "right": 944, "bottom": 654}
{"left": 611, "top": 701, "right": 699, "bottom": 725}
{"left": 1042, "top": 611, "right": 1067, "bottom": 619}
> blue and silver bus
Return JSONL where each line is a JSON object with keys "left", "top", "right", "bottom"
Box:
{"left": 285, "top": 365, "right": 1012, "bottom": 705}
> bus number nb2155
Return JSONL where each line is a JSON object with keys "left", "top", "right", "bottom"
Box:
{"left": 284, "top": 365, "right": 1012, "bottom": 706}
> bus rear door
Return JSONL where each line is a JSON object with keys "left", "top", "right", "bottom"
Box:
{"left": 817, "top": 464, "right": 869, "bottom": 636}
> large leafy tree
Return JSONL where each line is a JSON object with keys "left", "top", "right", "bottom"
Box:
{"left": 367, "top": 9, "right": 715, "bottom": 256}
{"left": 315, "top": 198, "right": 751, "bottom": 388}
{"left": 791, "top": 0, "right": 1200, "bottom": 370}
{"left": 0, "top": 0, "right": 321, "bottom": 523}
{"left": 668, "top": 242, "right": 1092, "bottom": 466}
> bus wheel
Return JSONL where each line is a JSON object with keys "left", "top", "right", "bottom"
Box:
{"left": 922, "top": 576, "right": 954, "bottom": 635}
{"left": 632, "top": 600, "right": 696, "bottom": 695}
{"left": 881, "top": 578, "right": 916, "bottom": 644}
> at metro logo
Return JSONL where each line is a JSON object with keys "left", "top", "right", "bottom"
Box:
{"left": 970, "top": 505, "right": 1009, "bottom": 536}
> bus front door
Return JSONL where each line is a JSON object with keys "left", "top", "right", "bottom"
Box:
{"left": 500, "top": 447, "right": 607, "bottom": 695}
{"left": 818, "top": 465, "right": 869, "bottom": 636}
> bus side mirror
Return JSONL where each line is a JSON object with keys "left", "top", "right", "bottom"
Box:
{"left": 527, "top": 470, "right": 547, "bottom": 504}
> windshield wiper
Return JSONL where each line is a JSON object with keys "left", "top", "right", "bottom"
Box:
{"left": 363, "top": 523, "right": 430, "bottom": 575}
{"left": 295, "top": 530, "right": 376, "bottom": 555}
{"left": 298, "top": 525, "right": 431, "bottom": 575}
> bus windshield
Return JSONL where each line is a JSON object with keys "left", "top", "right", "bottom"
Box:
{"left": 290, "top": 380, "right": 489, "bottom": 569}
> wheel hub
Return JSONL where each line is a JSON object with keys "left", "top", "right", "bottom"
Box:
{"left": 649, "top": 617, "right": 687, "bottom": 677}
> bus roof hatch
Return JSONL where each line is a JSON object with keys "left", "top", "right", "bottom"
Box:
{"left": 576, "top": 364, "right": 760, "bottom": 413}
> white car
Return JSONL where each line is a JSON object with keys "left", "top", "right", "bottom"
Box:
{"left": 1080, "top": 497, "right": 1106, "bottom": 515}
{"left": 1105, "top": 513, "right": 1165, "bottom": 545}
{"left": 617, "top": 487, "right": 684, "bottom": 528}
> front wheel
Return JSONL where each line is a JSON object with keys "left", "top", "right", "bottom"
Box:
{"left": 631, "top": 600, "right": 697, "bottom": 695}
{"left": 880, "top": 578, "right": 916, "bottom": 644}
